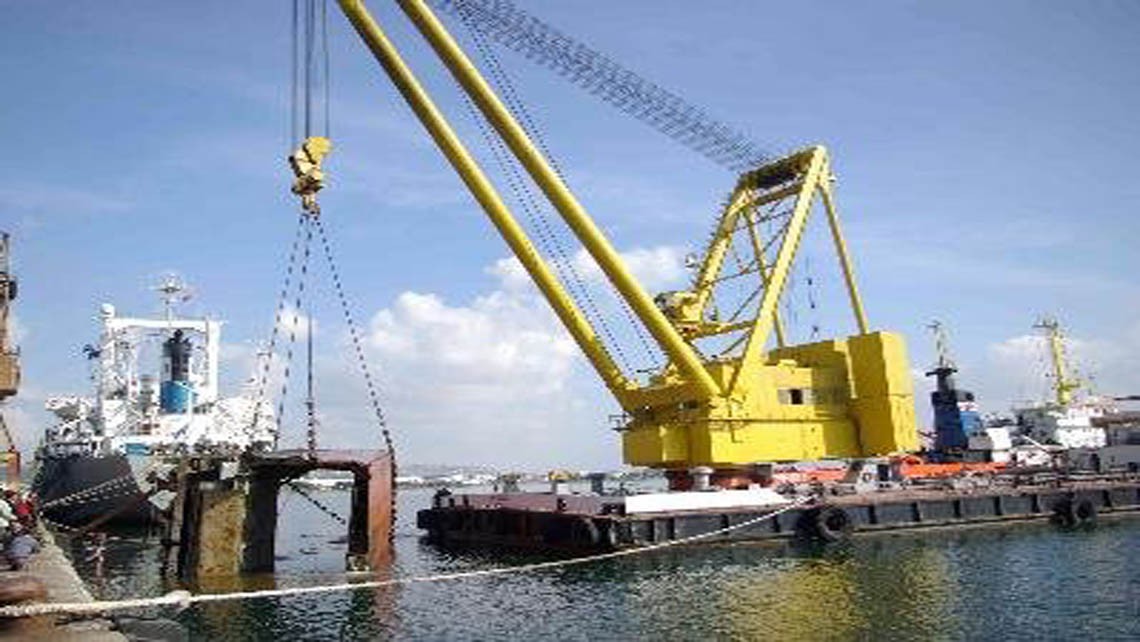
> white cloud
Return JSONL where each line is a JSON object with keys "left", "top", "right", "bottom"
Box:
{"left": 484, "top": 257, "right": 534, "bottom": 293}
{"left": 351, "top": 279, "right": 607, "bottom": 467}
{"left": 571, "top": 245, "right": 690, "bottom": 291}
{"left": 324, "top": 249, "right": 699, "bottom": 468}
{"left": 487, "top": 245, "right": 691, "bottom": 297}
{"left": 218, "top": 307, "right": 317, "bottom": 397}
{"left": 219, "top": 341, "right": 271, "bottom": 388}
{"left": 367, "top": 289, "right": 577, "bottom": 398}
{"left": 270, "top": 245, "right": 695, "bottom": 468}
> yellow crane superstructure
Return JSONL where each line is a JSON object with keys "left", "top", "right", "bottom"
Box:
{"left": 297, "top": 0, "right": 919, "bottom": 475}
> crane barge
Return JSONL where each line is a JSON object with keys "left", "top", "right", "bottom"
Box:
{"left": 316, "top": 0, "right": 918, "bottom": 485}
{"left": 305, "top": 0, "right": 1140, "bottom": 549}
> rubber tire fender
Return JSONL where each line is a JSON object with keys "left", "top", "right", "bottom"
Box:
{"left": 601, "top": 521, "right": 620, "bottom": 549}
{"left": 814, "top": 506, "right": 853, "bottom": 542}
{"left": 1051, "top": 498, "right": 1078, "bottom": 527}
{"left": 1074, "top": 498, "right": 1097, "bottom": 526}
{"left": 570, "top": 516, "right": 601, "bottom": 547}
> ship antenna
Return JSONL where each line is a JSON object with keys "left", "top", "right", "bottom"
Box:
{"left": 154, "top": 273, "right": 193, "bottom": 324}
{"left": 927, "top": 320, "right": 955, "bottom": 371}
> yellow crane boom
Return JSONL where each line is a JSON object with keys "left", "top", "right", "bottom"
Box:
{"left": 332, "top": 0, "right": 919, "bottom": 471}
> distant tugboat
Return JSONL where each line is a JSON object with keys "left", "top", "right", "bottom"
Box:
{"left": 924, "top": 320, "right": 1012, "bottom": 462}
{"left": 32, "top": 276, "right": 277, "bottom": 529}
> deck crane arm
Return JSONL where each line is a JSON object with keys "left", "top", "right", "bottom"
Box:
{"left": 332, "top": 0, "right": 919, "bottom": 475}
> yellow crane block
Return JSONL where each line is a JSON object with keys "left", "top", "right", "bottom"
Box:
{"left": 621, "top": 331, "right": 917, "bottom": 467}
{"left": 288, "top": 136, "right": 333, "bottom": 215}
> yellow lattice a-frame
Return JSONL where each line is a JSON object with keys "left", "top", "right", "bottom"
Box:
{"left": 628, "top": 146, "right": 919, "bottom": 466}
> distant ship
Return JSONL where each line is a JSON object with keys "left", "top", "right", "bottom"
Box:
{"left": 32, "top": 277, "right": 277, "bottom": 529}
{"left": 1012, "top": 317, "right": 1112, "bottom": 450}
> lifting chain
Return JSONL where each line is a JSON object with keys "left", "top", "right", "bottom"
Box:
{"left": 272, "top": 213, "right": 316, "bottom": 449}
{"left": 286, "top": 480, "right": 348, "bottom": 527}
{"left": 249, "top": 213, "right": 309, "bottom": 437}
{"left": 312, "top": 219, "right": 394, "bottom": 458}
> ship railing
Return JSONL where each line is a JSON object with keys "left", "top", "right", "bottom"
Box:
{"left": 41, "top": 440, "right": 98, "bottom": 458}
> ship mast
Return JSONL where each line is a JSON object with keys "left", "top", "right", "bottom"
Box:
{"left": 155, "top": 273, "right": 192, "bottom": 324}
{"left": 925, "top": 320, "right": 957, "bottom": 393}
{"left": 1034, "top": 317, "right": 1080, "bottom": 406}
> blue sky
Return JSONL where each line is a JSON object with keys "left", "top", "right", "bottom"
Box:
{"left": 3, "top": 1, "right": 1139, "bottom": 469}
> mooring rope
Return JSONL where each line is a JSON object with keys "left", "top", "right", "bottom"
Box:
{"left": 0, "top": 496, "right": 813, "bottom": 618}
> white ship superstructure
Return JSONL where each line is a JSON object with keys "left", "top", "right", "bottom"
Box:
{"left": 1017, "top": 401, "right": 1110, "bottom": 450}
{"left": 44, "top": 302, "right": 276, "bottom": 458}
{"left": 35, "top": 278, "right": 276, "bottom": 527}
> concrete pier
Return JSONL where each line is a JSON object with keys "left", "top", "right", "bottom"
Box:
{"left": 0, "top": 527, "right": 125, "bottom": 641}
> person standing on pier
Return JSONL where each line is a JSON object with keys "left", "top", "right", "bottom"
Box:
{"left": 4, "top": 526, "right": 37, "bottom": 571}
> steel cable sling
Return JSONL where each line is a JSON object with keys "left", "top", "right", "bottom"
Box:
{"left": 451, "top": 13, "right": 639, "bottom": 378}
{"left": 453, "top": 0, "right": 663, "bottom": 376}
{"left": 432, "top": 0, "right": 773, "bottom": 173}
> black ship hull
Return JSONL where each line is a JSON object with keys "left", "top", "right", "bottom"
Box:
{"left": 33, "top": 453, "right": 161, "bottom": 529}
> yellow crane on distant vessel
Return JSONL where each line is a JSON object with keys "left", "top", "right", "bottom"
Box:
{"left": 1034, "top": 316, "right": 1083, "bottom": 407}
{"left": 292, "top": 0, "right": 919, "bottom": 483}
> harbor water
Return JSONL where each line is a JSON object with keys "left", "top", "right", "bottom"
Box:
{"left": 58, "top": 486, "right": 1140, "bottom": 641}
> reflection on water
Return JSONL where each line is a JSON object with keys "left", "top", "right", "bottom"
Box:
{"left": 58, "top": 487, "right": 1140, "bottom": 641}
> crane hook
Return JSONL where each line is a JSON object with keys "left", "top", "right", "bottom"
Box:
{"left": 289, "top": 136, "right": 333, "bottom": 216}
